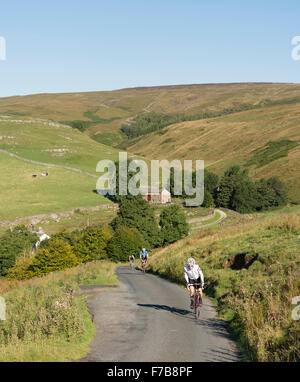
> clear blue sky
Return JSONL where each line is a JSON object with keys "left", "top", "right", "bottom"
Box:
{"left": 0, "top": 0, "right": 299, "bottom": 97}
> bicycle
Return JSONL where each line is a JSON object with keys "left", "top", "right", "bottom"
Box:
{"left": 187, "top": 283, "right": 203, "bottom": 319}
{"left": 129, "top": 259, "right": 135, "bottom": 270}
{"left": 141, "top": 259, "right": 147, "bottom": 273}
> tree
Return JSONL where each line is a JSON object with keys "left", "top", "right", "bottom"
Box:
{"left": 27, "top": 239, "right": 80, "bottom": 277}
{"left": 0, "top": 225, "right": 37, "bottom": 276}
{"left": 159, "top": 205, "right": 189, "bottom": 245}
{"left": 107, "top": 227, "right": 145, "bottom": 262}
{"left": 169, "top": 168, "right": 218, "bottom": 201}
{"left": 111, "top": 195, "right": 161, "bottom": 248}
{"left": 204, "top": 170, "right": 219, "bottom": 194}
{"left": 215, "top": 175, "right": 236, "bottom": 208}
{"left": 71, "top": 226, "right": 111, "bottom": 262}
{"left": 255, "top": 178, "right": 277, "bottom": 210}
{"left": 230, "top": 181, "right": 260, "bottom": 213}
{"left": 266, "top": 177, "right": 288, "bottom": 207}
{"left": 215, "top": 166, "right": 253, "bottom": 210}
{"left": 202, "top": 190, "right": 215, "bottom": 208}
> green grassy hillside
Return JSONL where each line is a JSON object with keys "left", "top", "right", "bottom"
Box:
{"left": 0, "top": 153, "right": 111, "bottom": 221}
{"left": 0, "top": 117, "right": 121, "bottom": 174}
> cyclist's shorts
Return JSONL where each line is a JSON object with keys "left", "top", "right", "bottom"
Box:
{"left": 188, "top": 277, "right": 202, "bottom": 289}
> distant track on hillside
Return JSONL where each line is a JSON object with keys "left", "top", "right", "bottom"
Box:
{"left": 188, "top": 209, "right": 227, "bottom": 228}
{"left": 0, "top": 149, "right": 99, "bottom": 178}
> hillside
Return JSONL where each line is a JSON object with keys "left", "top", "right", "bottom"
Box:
{"left": 1, "top": 83, "right": 300, "bottom": 146}
{"left": 0, "top": 82, "right": 299, "bottom": 204}
{"left": 127, "top": 101, "right": 300, "bottom": 203}
{"left": 149, "top": 206, "right": 300, "bottom": 361}
{"left": 0, "top": 117, "right": 123, "bottom": 223}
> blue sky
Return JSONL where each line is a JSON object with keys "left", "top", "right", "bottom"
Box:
{"left": 0, "top": 0, "right": 299, "bottom": 97}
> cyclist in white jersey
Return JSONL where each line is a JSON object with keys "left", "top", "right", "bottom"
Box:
{"left": 184, "top": 257, "right": 204, "bottom": 309}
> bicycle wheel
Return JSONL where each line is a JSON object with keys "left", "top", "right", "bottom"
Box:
{"left": 193, "top": 295, "right": 197, "bottom": 315}
{"left": 194, "top": 294, "right": 200, "bottom": 319}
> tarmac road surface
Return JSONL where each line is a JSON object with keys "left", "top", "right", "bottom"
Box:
{"left": 80, "top": 266, "right": 242, "bottom": 362}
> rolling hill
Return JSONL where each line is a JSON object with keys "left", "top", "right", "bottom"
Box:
{"left": 1, "top": 82, "right": 300, "bottom": 146}
{"left": 0, "top": 82, "right": 299, "bottom": 209}
{"left": 127, "top": 101, "right": 300, "bottom": 203}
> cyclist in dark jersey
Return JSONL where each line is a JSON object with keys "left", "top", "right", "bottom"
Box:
{"left": 129, "top": 254, "right": 135, "bottom": 266}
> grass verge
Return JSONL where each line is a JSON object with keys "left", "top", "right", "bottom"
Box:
{"left": 148, "top": 208, "right": 300, "bottom": 362}
{"left": 0, "top": 261, "right": 118, "bottom": 361}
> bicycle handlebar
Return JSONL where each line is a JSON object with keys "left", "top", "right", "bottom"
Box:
{"left": 187, "top": 283, "right": 204, "bottom": 289}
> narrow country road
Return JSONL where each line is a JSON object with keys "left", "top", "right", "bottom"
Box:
{"left": 80, "top": 266, "right": 242, "bottom": 362}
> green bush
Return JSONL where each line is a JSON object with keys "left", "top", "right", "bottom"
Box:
{"left": 202, "top": 190, "right": 215, "bottom": 208}
{"left": 107, "top": 227, "right": 145, "bottom": 262}
{"left": 111, "top": 195, "right": 161, "bottom": 248}
{"left": 27, "top": 239, "right": 80, "bottom": 277}
{"left": 0, "top": 225, "right": 37, "bottom": 276}
{"left": 71, "top": 226, "right": 111, "bottom": 263}
{"left": 159, "top": 205, "right": 189, "bottom": 245}
{"left": 230, "top": 181, "right": 260, "bottom": 213}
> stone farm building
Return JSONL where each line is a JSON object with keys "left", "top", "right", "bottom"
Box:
{"left": 142, "top": 188, "right": 171, "bottom": 204}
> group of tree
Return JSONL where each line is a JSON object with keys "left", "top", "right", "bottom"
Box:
{"left": 1, "top": 196, "right": 189, "bottom": 279}
{"left": 0, "top": 225, "right": 112, "bottom": 279}
{"left": 109, "top": 195, "right": 189, "bottom": 261}
{"left": 168, "top": 165, "right": 288, "bottom": 214}
{"left": 121, "top": 104, "right": 262, "bottom": 139}
{"left": 169, "top": 168, "right": 218, "bottom": 208}
{"left": 0, "top": 225, "right": 37, "bottom": 276}
{"left": 214, "top": 166, "right": 288, "bottom": 213}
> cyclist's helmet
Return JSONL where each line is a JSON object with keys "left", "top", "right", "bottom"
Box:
{"left": 142, "top": 248, "right": 146, "bottom": 252}
{"left": 187, "top": 257, "right": 195, "bottom": 266}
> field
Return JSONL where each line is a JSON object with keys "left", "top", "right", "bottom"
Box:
{"left": 0, "top": 153, "right": 113, "bottom": 222}
{"left": 0, "top": 118, "right": 121, "bottom": 174}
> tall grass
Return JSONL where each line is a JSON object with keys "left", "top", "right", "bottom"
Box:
{"left": 0, "top": 261, "right": 118, "bottom": 361}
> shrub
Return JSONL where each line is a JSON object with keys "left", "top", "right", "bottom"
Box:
{"left": 107, "top": 227, "right": 146, "bottom": 262}
{"left": 27, "top": 239, "right": 80, "bottom": 277}
{"left": 159, "top": 205, "right": 189, "bottom": 245}
{"left": 230, "top": 181, "right": 260, "bottom": 213}
{"left": 71, "top": 226, "right": 111, "bottom": 263}
{"left": 0, "top": 225, "right": 37, "bottom": 276}
{"left": 6, "top": 257, "right": 35, "bottom": 280}
{"left": 111, "top": 195, "right": 162, "bottom": 248}
{"left": 202, "top": 190, "right": 215, "bottom": 208}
